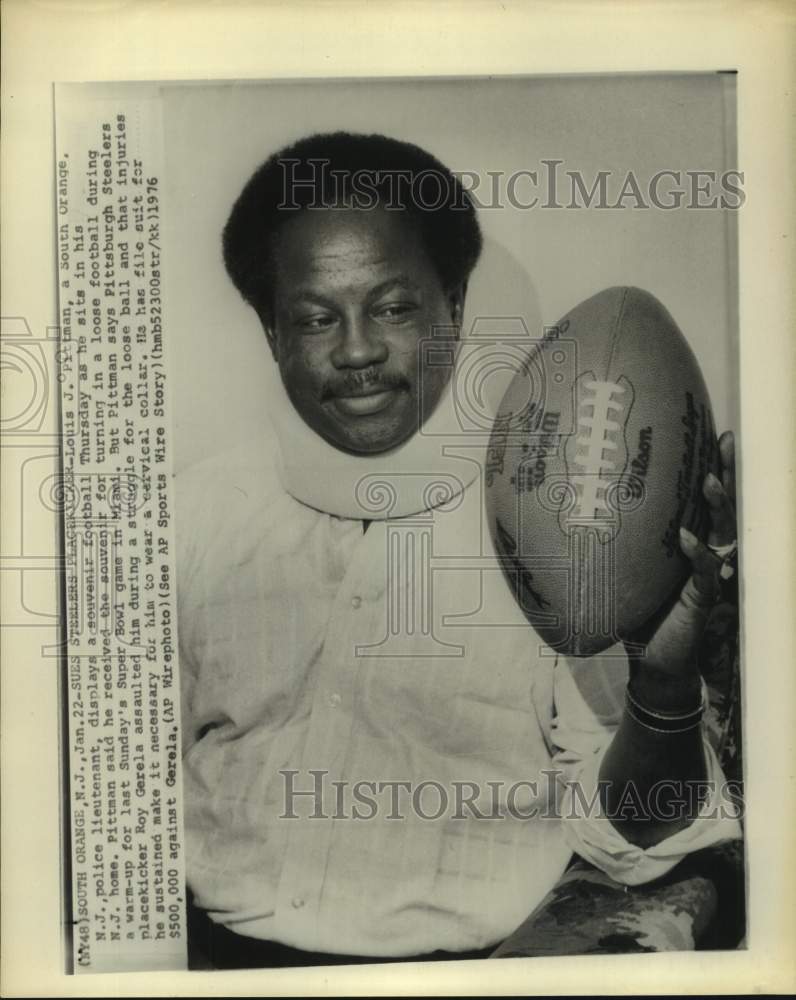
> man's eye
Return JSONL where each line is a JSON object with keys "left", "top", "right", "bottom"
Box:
{"left": 375, "top": 303, "right": 418, "bottom": 322}
{"left": 297, "top": 314, "right": 335, "bottom": 331}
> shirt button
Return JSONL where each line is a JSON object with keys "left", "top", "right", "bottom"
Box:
{"left": 291, "top": 896, "right": 305, "bottom": 909}
{"left": 329, "top": 693, "right": 341, "bottom": 708}
{"left": 351, "top": 595, "right": 362, "bottom": 609}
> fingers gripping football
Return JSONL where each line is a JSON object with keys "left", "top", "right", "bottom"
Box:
{"left": 680, "top": 431, "right": 737, "bottom": 611}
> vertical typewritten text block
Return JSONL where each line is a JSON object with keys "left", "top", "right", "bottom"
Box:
{"left": 54, "top": 84, "right": 187, "bottom": 973}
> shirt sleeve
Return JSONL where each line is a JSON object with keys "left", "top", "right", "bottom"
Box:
{"left": 550, "top": 653, "right": 743, "bottom": 886}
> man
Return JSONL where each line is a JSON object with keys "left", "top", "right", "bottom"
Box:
{"left": 177, "top": 132, "right": 741, "bottom": 968}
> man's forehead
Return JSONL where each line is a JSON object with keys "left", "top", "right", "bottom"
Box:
{"left": 276, "top": 204, "right": 416, "bottom": 249}
{"left": 283, "top": 274, "right": 418, "bottom": 307}
{"left": 271, "top": 207, "right": 432, "bottom": 295}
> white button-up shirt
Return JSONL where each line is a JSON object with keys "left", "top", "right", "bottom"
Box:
{"left": 176, "top": 432, "right": 740, "bottom": 957}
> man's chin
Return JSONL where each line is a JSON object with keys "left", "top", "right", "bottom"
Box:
{"left": 326, "top": 428, "right": 414, "bottom": 457}
{"left": 314, "top": 414, "right": 415, "bottom": 456}
{"left": 309, "top": 397, "right": 417, "bottom": 456}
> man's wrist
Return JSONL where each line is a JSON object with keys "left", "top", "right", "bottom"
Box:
{"left": 625, "top": 685, "right": 704, "bottom": 733}
{"left": 627, "top": 663, "right": 703, "bottom": 716}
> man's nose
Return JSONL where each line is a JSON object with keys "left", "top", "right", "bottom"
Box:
{"left": 330, "top": 316, "right": 389, "bottom": 369}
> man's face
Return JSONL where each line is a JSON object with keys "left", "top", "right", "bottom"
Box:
{"left": 262, "top": 206, "right": 464, "bottom": 454}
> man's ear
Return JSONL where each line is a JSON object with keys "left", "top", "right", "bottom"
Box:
{"left": 447, "top": 282, "right": 467, "bottom": 329}
{"left": 256, "top": 305, "right": 280, "bottom": 363}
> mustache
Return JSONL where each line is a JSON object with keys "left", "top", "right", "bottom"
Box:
{"left": 321, "top": 368, "right": 409, "bottom": 400}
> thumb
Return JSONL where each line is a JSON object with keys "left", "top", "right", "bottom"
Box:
{"left": 679, "top": 527, "right": 721, "bottom": 612}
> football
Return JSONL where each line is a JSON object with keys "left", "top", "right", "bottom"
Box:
{"left": 485, "top": 286, "right": 719, "bottom": 657}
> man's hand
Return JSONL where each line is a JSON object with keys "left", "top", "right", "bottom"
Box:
{"left": 633, "top": 430, "right": 737, "bottom": 680}
{"left": 598, "top": 431, "right": 738, "bottom": 847}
